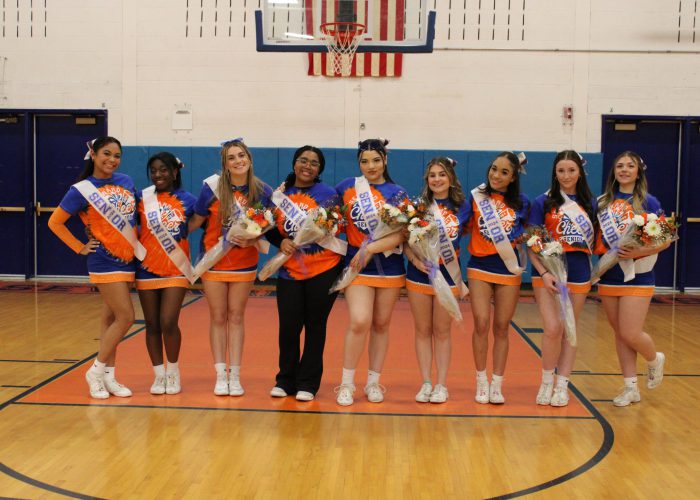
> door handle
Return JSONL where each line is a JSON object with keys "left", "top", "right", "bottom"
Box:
{"left": 687, "top": 217, "right": 700, "bottom": 223}
{"left": 0, "top": 206, "right": 26, "bottom": 212}
{"left": 34, "top": 202, "right": 58, "bottom": 217}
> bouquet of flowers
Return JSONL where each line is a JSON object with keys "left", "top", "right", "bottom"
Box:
{"left": 527, "top": 226, "right": 577, "bottom": 346}
{"left": 258, "top": 205, "right": 345, "bottom": 281}
{"left": 406, "top": 204, "right": 462, "bottom": 321}
{"left": 330, "top": 195, "right": 414, "bottom": 292}
{"left": 592, "top": 212, "right": 678, "bottom": 283}
{"left": 192, "top": 202, "right": 275, "bottom": 282}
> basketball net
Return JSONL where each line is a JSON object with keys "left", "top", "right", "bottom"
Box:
{"left": 320, "top": 22, "right": 365, "bottom": 77}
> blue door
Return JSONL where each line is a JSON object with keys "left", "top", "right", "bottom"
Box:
{"left": 602, "top": 118, "right": 680, "bottom": 289}
{"left": 35, "top": 113, "right": 107, "bottom": 277}
{"left": 0, "top": 113, "right": 30, "bottom": 276}
{"left": 680, "top": 120, "right": 700, "bottom": 290}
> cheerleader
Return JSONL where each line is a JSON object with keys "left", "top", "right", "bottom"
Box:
{"left": 466, "top": 152, "right": 530, "bottom": 404}
{"left": 189, "top": 139, "right": 273, "bottom": 396}
{"left": 404, "top": 157, "right": 470, "bottom": 404}
{"left": 595, "top": 151, "right": 669, "bottom": 407}
{"left": 48, "top": 137, "right": 138, "bottom": 399}
{"left": 529, "top": 151, "right": 596, "bottom": 407}
{"left": 334, "top": 139, "right": 407, "bottom": 406}
{"left": 136, "top": 152, "right": 196, "bottom": 395}
{"left": 266, "top": 146, "right": 344, "bottom": 401}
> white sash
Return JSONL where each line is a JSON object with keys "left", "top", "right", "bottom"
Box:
{"left": 204, "top": 174, "right": 220, "bottom": 198}
{"left": 354, "top": 176, "right": 400, "bottom": 257}
{"left": 73, "top": 179, "right": 146, "bottom": 260}
{"left": 598, "top": 205, "right": 656, "bottom": 282}
{"left": 142, "top": 186, "right": 194, "bottom": 283}
{"left": 471, "top": 185, "right": 524, "bottom": 275}
{"left": 271, "top": 189, "right": 347, "bottom": 255}
{"left": 430, "top": 201, "right": 468, "bottom": 297}
{"left": 560, "top": 193, "right": 595, "bottom": 253}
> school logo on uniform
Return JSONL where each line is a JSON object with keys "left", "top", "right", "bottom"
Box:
{"left": 552, "top": 210, "right": 585, "bottom": 247}
{"left": 159, "top": 202, "right": 186, "bottom": 238}
{"left": 609, "top": 198, "right": 633, "bottom": 232}
{"left": 478, "top": 199, "right": 515, "bottom": 242}
{"left": 439, "top": 204, "right": 460, "bottom": 240}
{"left": 101, "top": 185, "right": 135, "bottom": 216}
{"left": 278, "top": 193, "right": 317, "bottom": 237}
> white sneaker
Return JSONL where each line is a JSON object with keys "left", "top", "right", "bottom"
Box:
{"left": 104, "top": 378, "right": 132, "bottom": 397}
{"left": 214, "top": 373, "right": 229, "bottom": 396}
{"left": 335, "top": 384, "right": 355, "bottom": 406}
{"left": 429, "top": 384, "right": 449, "bottom": 404}
{"left": 647, "top": 352, "right": 666, "bottom": 389}
{"left": 489, "top": 382, "right": 505, "bottom": 404}
{"left": 296, "top": 391, "right": 314, "bottom": 401}
{"left": 475, "top": 379, "right": 490, "bottom": 404}
{"left": 165, "top": 372, "right": 181, "bottom": 395}
{"left": 364, "top": 382, "right": 386, "bottom": 403}
{"left": 270, "top": 386, "right": 288, "bottom": 397}
{"left": 550, "top": 386, "right": 569, "bottom": 407}
{"left": 229, "top": 378, "right": 245, "bottom": 396}
{"left": 613, "top": 386, "right": 641, "bottom": 407}
{"left": 415, "top": 383, "right": 433, "bottom": 403}
{"left": 536, "top": 382, "right": 554, "bottom": 405}
{"left": 85, "top": 370, "right": 109, "bottom": 399}
{"left": 150, "top": 375, "right": 166, "bottom": 395}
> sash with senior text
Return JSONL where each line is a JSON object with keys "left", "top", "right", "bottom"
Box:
{"left": 142, "top": 186, "right": 194, "bottom": 283}
{"left": 471, "top": 185, "right": 524, "bottom": 275}
{"left": 73, "top": 179, "right": 146, "bottom": 260}
{"left": 355, "top": 176, "right": 400, "bottom": 257}
{"left": 430, "top": 201, "right": 468, "bottom": 297}
{"left": 598, "top": 205, "right": 656, "bottom": 282}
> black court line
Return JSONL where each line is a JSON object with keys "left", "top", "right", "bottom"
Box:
{"left": 0, "top": 463, "right": 103, "bottom": 500}
{"left": 1, "top": 295, "right": 603, "bottom": 499}
{"left": 570, "top": 372, "right": 700, "bottom": 377}
{"left": 521, "top": 327, "right": 543, "bottom": 333}
{"left": 484, "top": 321, "right": 615, "bottom": 500}
{"left": 0, "top": 296, "right": 202, "bottom": 499}
{"left": 11, "top": 401, "right": 597, "bottom": 420}
{"left": 1, "top": 386, "right": 31, "bottom": 389}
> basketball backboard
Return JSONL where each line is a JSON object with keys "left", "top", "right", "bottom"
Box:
{"left": 256, "top": 0, "right": 435, "bottom": 53}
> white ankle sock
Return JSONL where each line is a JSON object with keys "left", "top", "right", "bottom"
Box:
{"left": 104, "top": 366, "right": 115, "bottom": 380}
{"left": 476, "top": 370, "right": 488, "bottom": 382}
{"left": 89, "top": 359, "right": 106, "bottom": 375}
{"left": 229, "top": 365, "right": 241, "bottom": 380}
{"left": 342, "top": 368, "right": 355, "bottom": 386}
{"left": 542, "top": 369, "right": 555, "bottom": 384}
{"left": 166, "top": 362, "right": 179, "bottom": 374}
{"left": 214, "top": 363, "right": 227, "bottom": 376}
{"left": 367, "top": 370, "right": 380, "bottom": 386}
{"left": 491, "top": 374, "right": 504, "bottom": 385}
{"left": 556, "top": 376, "right": 570, "bottom": 389}
{"left": 624, "top": 377, "right": 638, "bottom": 388}
{"left": 153, "top": 364, "right": 165, "bottom": 377}
{"left": 648, "top": 353, "right": 661, "bottom": 367}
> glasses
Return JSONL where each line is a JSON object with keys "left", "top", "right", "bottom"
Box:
{"left": 296, "top": 158, "right": 321, "bottom": 168}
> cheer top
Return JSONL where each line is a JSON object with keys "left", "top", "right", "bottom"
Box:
{"left": 194, "top": 181, "right": 273, "bottom": 272}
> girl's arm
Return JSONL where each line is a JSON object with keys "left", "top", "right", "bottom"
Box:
{"left": 349, "top": 231, "right": 405, "bottom": 271}
{"left": 188, "top": 213, "right": 206, "bottom": 234}
{"left": 527, "top": 247, "right": 558, "bottom": 293}
{"left": 48, "top": 208, "right": 99, "bottom": 255}
{"left": 618, "top": 241, "right": 672, "bottom": 260}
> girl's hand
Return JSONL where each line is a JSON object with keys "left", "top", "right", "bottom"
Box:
{"left": 280, "top": 238, "right": 298, "bottom": 256}
{"left": 350, "top": 249, "right": 373, "bottom": 272}
{"left": 80, "top": 239, "right": 100, "bottom": 255}
{"left": 230, "top": 234, "right": 258, "bottom": 247}
{"left": 542, "top": 271, "right": 558, "bottom": 293}
{"left": 618, "top": 245, "right": 648, "bottom": 260}
{"left": 411, "top": 256, "right": 429, "bottom": 274}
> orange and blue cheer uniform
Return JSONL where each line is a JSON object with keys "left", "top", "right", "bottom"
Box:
{"left": 57, "top": 173, "right": 137, "bottom": 283}
{"left": 595, "top": 192, "right": 662, "bottom": 297}
{"left": 406, "top": 198, "right": 470, "bottom": 295}
{"left": 136, "top": 188, "right": 197, "bottom": 290}
{"left": 336, "top": 178, "right": 407, "bottom": 288}
{"left": 466, "top": 191, "right": 530, "bottom": 286}
{"left": 529, "top": 193, "right": 597, "bottom": 294}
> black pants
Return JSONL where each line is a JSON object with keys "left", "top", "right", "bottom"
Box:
{"left": 275, "top": 265, "right": 341, "bottom": 394}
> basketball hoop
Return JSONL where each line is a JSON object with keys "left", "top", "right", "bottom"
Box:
{"left": 319, "top": 22, "right": 365, "bottom": 77}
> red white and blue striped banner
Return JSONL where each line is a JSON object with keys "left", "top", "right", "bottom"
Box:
{"left": 307, "top": 0, "right": 405, "bottom": 77}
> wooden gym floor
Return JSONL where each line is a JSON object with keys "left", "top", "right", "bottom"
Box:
{"left": 0, "top": 282, "right": 698, "bottom": 499}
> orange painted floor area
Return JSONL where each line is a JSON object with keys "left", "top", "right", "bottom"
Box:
{"left": 20, "top": 296, "right": 590, "bottom": 418}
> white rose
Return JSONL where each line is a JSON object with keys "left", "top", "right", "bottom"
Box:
{"left": 318, "top": 207, "right": 327, "bottom": 218}
{"left": 527, "top": 235, "right": 540, "bottom": 247}
{"left": 389, "top": 207, "right": 401, "bottom": 217}
{"left": 407, "top": 205, "right": 415, "bottom": 213}
{"left": 632, "top": 215, "right": 645, "bottom": 226}
{"left": 410, "top": 217, "right": 420, "bottom": 224}
{"left": 647, "top": 213, "right": 658, "bottom": 222}
{"left": 247, "top": 222, "right": 262, "bottom": 236}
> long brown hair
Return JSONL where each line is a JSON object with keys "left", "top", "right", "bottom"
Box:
{"left": 598, "top": 151, "right": 649, "bottom": 214}
{"left": 420, "top": 157, "right": 466, "bottom": 206}
{"left": 217, "top": 139, "right": 265, "bottom": 225}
